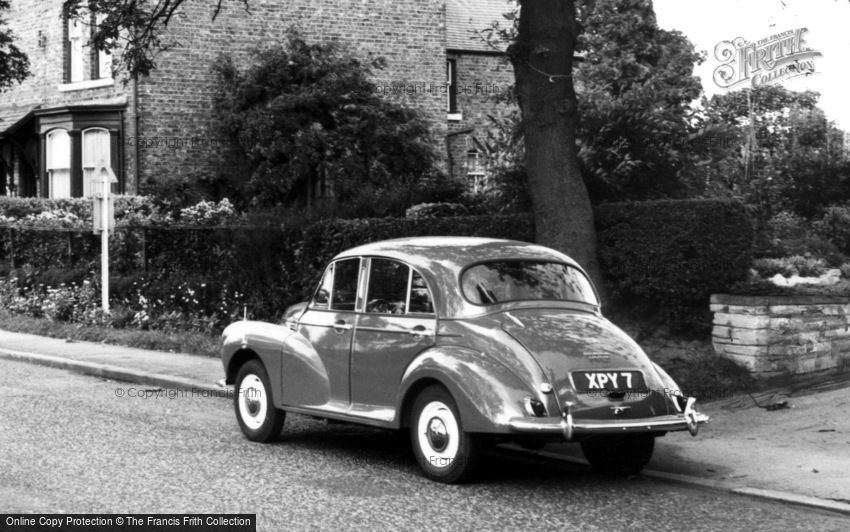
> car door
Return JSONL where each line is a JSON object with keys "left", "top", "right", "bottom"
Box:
{"left": 292, "top": 257, "right": 363, "bottom": 412}
{"left": 350, "top": 257, "right": 437, "bottom": 420}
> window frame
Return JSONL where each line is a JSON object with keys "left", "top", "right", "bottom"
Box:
{"left": 64, "top": 9, "right": 114, "bottom": 86}
{"left": 362, "top": 256, "right": 436, "bottom": 316}
{"left": 67, "top": 14, "right": 85, "bottom": 83}
{"left": 446, "top": 58, "right": 458, "bottom": 114}
{"left": 94, "top": 12, "right": 112, "bottom": 80}
{"left": 45, "top": 129, "right": 72, "bottom": 199}
{"left": 81, "top": 127, "right": 111, "bottom": 197}
{"left": 309, "top": 258, "right": 363, "bottom": 312}
{"left": 459, "top": 259, "right": 600, "bottom": 308}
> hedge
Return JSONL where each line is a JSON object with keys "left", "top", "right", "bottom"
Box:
{"left": 0, "top": 199, "right": 753, "bottom": 333}
{"left": 595, "top": 199, "right": 754, "bottom": 331}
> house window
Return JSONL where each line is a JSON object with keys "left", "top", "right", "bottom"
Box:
{"left": 82, "top": 128, "right": 111, "bottom": 197}
{"left": 68, "top": 16, "right": 85, "bottom": 82}
{"left": 65, "top": 10, "right": 113, "bottom": 83}
{"left": 467, "top": 149, "right": 487, "bottom": 193}
{"left": 46, "top": 129, "right": 72, "bottom": 199}
{"left": 95, "top": 13, "right": 112, "bottom": 79}
{"left": 447, "top": 59, "right": 458, "bottom": 114}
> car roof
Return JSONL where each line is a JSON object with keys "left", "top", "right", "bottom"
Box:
{"left": 333, "top": 237, "right": 590, "bottom": 318}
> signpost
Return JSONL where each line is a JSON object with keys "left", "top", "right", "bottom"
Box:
{"left": 92, "top": 164, "right": 118, "bottom": 314}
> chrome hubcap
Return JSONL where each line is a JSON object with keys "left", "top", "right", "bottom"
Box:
{"left": 427, "top": 417, "right": 449, "bottom": 452}
{"left": 416, "top": 400, "right": 460, "bottom": 468}
{"left": 246, "top": 397, "right": 261, "bottom": 416}
{"left": 238, "top": 374, "right": 267, "bottom": 430}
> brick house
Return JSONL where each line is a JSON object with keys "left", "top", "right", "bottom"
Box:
{"left": 0, "top": 0, "right": 514, "bottom": 200}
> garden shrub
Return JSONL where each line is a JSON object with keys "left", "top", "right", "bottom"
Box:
{"left": 749, "top": 208, "right": 847, "bottom": 267}
{"left": 813, "top": 204, "right": 850, "bottom": 255}
{"left": 773, "top": 234, "right": 845, "bottom": 267}
{"left": 405, "top": 202, "right": 470, "bottom": 219}
{"left": 595, "top": 199, "right": 754, "bottom": 333}
{"left": 751, "top": 255, "right": 828, "bottom": 278}
{"left": 785, "top": 255, "right": 828, "bottom": 277}
{"left": 751, "top": 257, "right": 796, "bottom": 278}
{"left": 0, "top": 196, "right": 241, "bottom": 228}
{"left": 767, "top": 211, "right": 808, "bottom": 240}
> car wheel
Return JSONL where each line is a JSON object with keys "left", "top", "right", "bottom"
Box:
{"left": 580, "top": 433, "right": 655, "bottom": 476}
{"left": 234, "top": 359, "right": 285, "bottom": 443}
{"left": 410, "top": 385, "right": 479, "bottom": 483}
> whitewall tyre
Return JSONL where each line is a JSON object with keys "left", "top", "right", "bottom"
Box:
{"left": 234, "top": 359, "right": 285, "bottom": 442}
{"left": 410, "top": 386, "right": 479, "bottom": 483}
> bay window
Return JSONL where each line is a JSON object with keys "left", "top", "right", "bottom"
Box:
{"left": 46, "top": 129, "right": 72, "bottom": 199}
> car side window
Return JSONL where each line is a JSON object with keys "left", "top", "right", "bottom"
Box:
{"left": 330, "top": 258, "right": 360, "bottom": 311}
{"left": 408, "top": 270, "right": 434, "bottom": 314}
{"left": 366, "top": 259, "right": 409, "bottom": 314}
{"left": 311, "top": 265, "right": 334, "bottom": 309}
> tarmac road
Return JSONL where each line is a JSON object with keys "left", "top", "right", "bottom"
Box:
{"left": 1, "top": 358, "right": 848, "bottom": 531}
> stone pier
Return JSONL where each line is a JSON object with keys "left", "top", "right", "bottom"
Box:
{"left": 711, "top": 294, "right": 850, "bottom": 375}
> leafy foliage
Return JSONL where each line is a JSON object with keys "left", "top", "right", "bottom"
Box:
{"left": 0, "top": 198, "right": 761, "bottom": 336}
{"left": 479, "top": 0, "right": 706, "bottom": 204}
{"left": 813, "top": 204, "right": 850, "bottom": 256}
{"left": 0, "top": 213, "right": 535, "bottom": 333}
{"left": 0, "top": 0, "right": 29, "bottom": 90}
{"left": 596, "top": 199, "right": 754, "bottom": 332}
{"left": 751, "top": 256, "right": 828, "bottom": 279}
{"left": 212, "top": 32, "right": 442, "bottom": 215}
{"left": 693, "top": 85, "right": 850, "bottom": 220}
{"left": 573, "top": 0, "right": 704, "bottom": 202}
{"left": 0, "top": 196, "right": 239, "bottom": 228}
{"left": 405, "top": 203, "right": 470, "bottom": 219}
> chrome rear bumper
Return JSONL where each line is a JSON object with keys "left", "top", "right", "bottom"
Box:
{"left": 508, "top": 397, "right": 709, "bottom": 441}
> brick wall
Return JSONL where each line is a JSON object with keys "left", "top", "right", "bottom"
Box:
{"left": 1, "top": 1, "right": 520, "bottom": 198}
{"left": 0, "top": 1, "right": 130, "bottom": 109}
{"left": 446, "top": 51, "right": 514, "bottom": 183}
{"left": 133, "top": 0, "right": 448, "bottom": 190}
{"left": 0, "top": 0, "right": 134, "bottom": 193}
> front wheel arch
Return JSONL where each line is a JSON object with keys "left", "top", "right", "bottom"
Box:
{"left": 226, "top": 348, "right": 259, "bottom": 385}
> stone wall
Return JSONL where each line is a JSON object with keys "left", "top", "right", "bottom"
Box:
{"left": 711, "top": 294, "right": 850, "bottom": 375}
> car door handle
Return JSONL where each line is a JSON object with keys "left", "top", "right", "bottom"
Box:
{"left": 333, "top": 320, "right": 352, "bottom": 333}
{"left": 409, "top": 325, "right": 434, "bottom": 338}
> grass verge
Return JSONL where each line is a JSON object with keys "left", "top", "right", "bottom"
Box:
{"left": 0, "top": 312, "right": 220, "bottom": 358}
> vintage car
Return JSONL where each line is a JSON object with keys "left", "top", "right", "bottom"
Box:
{"left": 221, "top": 237, "right": 708, "bottom": 483}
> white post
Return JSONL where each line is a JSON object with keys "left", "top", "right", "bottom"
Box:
{"left": 101, "top": 170, "right": 110, "bottom": 314}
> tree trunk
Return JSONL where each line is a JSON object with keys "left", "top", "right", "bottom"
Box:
{"left": 510, "top": 0, "right": 603, "bottom": 291}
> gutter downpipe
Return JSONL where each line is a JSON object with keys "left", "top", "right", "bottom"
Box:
{"left": 133, "top": 76, "right": 140, "bottom": 194}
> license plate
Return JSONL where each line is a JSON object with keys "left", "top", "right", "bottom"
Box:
{"left": 573, "top": 370, "right": 645, "bottom": 392}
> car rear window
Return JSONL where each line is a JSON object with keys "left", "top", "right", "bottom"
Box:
{"left": 461, "top": 261, "right": 598, "bottom": 306}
